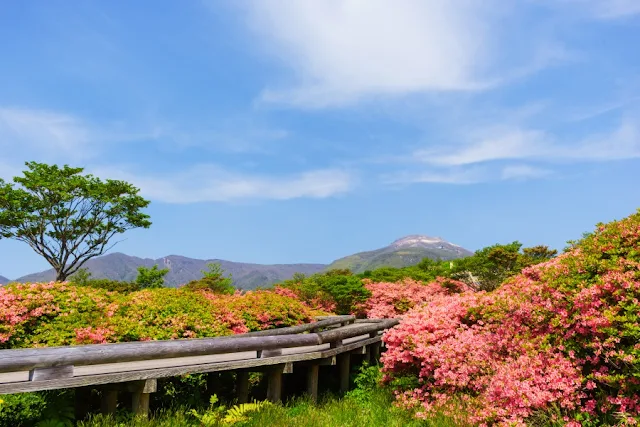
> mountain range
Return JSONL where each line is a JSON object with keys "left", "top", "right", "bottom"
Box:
{"left": 327, "top": 235, "right": 473, "bottom": 273}
{"left": 2, "top": 235, "right": 472, "bottom": 289}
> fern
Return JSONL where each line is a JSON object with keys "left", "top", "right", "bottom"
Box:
{"left": 223, "top": 400, "right": 272, "bottom": 424}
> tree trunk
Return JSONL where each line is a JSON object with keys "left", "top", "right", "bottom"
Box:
{"left": 56, "top": 270, "right": 67, "bottom": 282}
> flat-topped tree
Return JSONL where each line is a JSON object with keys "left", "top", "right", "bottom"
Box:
{"left": 0, "top": 162, "right": 151, "bottom": 281}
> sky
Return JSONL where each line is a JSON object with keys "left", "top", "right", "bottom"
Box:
{"left": 0, "top": 0, "right": 639, "bottom": 279}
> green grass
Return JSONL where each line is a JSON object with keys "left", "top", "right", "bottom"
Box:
{"left": 78, "top": 389, "right": 461, "bottom": 427}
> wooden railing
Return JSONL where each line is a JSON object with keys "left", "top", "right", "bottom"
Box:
{"left": 0, "top": 316, "right": 399, "bottom": 417}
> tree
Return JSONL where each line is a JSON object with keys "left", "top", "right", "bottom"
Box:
{"left": 68, "top": 267, "right": 92, "bottom": 286}
{"left": 183, "top": 262, "right": 234, "bottom": 294}
{"left": 0, "top": 162, "right": 151, "bottom": 281}
{"left": 135, "top": 264, "right": 169, "bottom": 289}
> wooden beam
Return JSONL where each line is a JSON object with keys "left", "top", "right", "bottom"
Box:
{"left": 74, "top": 386, "right": 91, "bottom": 422}
{"left": 371, "top": 342, "right": 381, "bottom": 365}
{"left": 0, "top": 319, "right": 397, "bottom": 376}
{"left": 0, "top": 336, "right": 382, "bottom": 395}
{"left": 236, "top": 371, "right": 249, "bottom": 404}
{"left": 130, "top": 379, "right": 156, "bottom": 418}
{"left": 337, "top": 353, "right": 350, "bottom": 394}
{"left": 29, "top": 365, "right": 73, "bottom": 381}
{"left": 100, "top": 389, "right": 118, "bottom": 415}
{"left": 266, "top": 366, "right": 283, "bottom": 403}
{"left": 306, "top": 365, "right": 319, "bottom": 403}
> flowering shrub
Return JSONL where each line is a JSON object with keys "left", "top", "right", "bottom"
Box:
{"left": 359, "top": 277, "right": 471, "bottom": 318}
{"left": 205, "top": 290, "right": 321, "bottom": 331}
{"left": 382, "top": 210, "right": 640, "bottom": 426}
{"left": 0, "top": 284, "right": 320, "bottom": 348}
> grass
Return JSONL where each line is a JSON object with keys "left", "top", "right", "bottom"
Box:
{"left": 78, "top": 389, "right": 461, "bottom": 427}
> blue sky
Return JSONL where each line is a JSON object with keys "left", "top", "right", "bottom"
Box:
{"left": 1, "top": 1, "right": 639, "bottom": 279}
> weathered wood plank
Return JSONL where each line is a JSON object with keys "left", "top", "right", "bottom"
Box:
{"left": 29, "top": 365, "right": 73, "bottom": 381}
{"left": 338, "top": 354, "right": 350, "bottom": 393}
{"left": 130, "top": 380, "right": 156, "bottom": 419}
{"left": 306, "top": 364, "right": 319, "bottom": 403}
{"left": 266, "top": 365, "right": 283, "bottom": 402}
{"left": 0, "top": 334, "right": 321, "bottom": 373}
{"left": 74, "top": 351, "right": 257, "bottom": 377}
{"left": 236, "top": 371, "right": 249, "bottom": 404}
{"left": 0, "top": 319, "right": 395, "bottom": 374}
{"left": 101, "top": 389, "right": 118, "bottom": 415}
{"left": 0, "top": 336, "right": 382, "bottom": 395}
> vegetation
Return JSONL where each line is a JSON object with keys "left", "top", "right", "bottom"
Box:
{"left": 0, "top": 283, "right": 321, "bottom": 348}
{"left": 183, "top": 263, "right": 234, "bottom": 294}
{"left": 135, "top": 265, "right": 169, "bottom": 289}
{"left": 381, "top": 210, "right": 640, "bottom": 425}
{"left": 1, "top": 162, "right": 637, "bottom": 427}
{"left": 0, "top": 162, "right": 151, "bottom": 281}
{"left": 275, "top": 242, "right": 557, "bottom": 314}
{"left": 68, "top": 268, "right": 141, "bottom": 293}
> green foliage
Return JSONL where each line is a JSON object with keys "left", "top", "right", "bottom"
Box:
{"left": 0, "top": 393, "right": 47, "bottom": 426}
{"left": 183, "top": 263, "right": 234, "bottom": 294}
{"left": 136, "top": 265, "right": 169, "bottom": 289}
{"left": 69, "top": 269, "right": 140, "bottom": 293}
{"left": 0, "top": 391, "right": 74, "bottom": 427}
{"left": 187, "top": 394, "right": 273, "bottom": 426}
{"left": 279, "top": 270, "right": 371, "bottom": 314}
{"left": 77, "top": 388, "right": 457, "bottom": 427}
{"left": 0, "top": 162, "right": 151, "bottom": 281}
{"left": 448, "top": 241, "right": 557, "bottom": 291}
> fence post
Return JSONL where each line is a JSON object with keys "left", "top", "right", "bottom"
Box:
{"left": 236, "top": 371, "right": 249, "bottom": 404}
{"left": 337, "top": 353, "right": 350, "bottom": 394}
{"left": 130, "top": 379, "right": 157, "bottom": 418}
{"left": 306, "top": 364, "right": 319, "bottom": 403}
{"left": 266, "top": 365, "right": 283, "bottom": 403}
{"left": 100, "top": 389, "right": 118, "bottom": 415}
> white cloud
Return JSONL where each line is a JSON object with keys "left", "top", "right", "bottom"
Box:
{"left": 384, "top": 166, "right": 489, "bottom": 185}
{"left": 501, "top": 165, "right": 552, "bottom": 180}
{"left": 417, "top": 127, "right": 550, "bottom": 166}
{"left": 241, "top": 0, "right": 503, "bottom": 107}
{"left": 91, "top": 165, "right": 355, "bottom": 203}
{"left": 415, "top": 118, "right": 640, "bottom": 166}
{"left": 0, "top": 107, "right": 94, "bottom": 161}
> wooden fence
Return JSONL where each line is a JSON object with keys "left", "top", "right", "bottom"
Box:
{"left": 0, "top": 315, "right": 398, "bottom": 417}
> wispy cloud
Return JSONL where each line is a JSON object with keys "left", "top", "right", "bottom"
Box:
{"left": 93, "top": 165, "right": 356, "bottom": 203}
{"left": 552, "top": 0, "right": 640, "bottom": 20}
{"left": 0, "top": 107, "right": 95, "bottom": 161}
{"left": 384, "top": 166, "right": 489, "bottom": 185}
{"left": 415, "top": 118, "right": 640, "bottom": 166}
{"left": 239, "top": 0, "right": 529, "bottom": 107}
{"left": 501, "top": 164, "right": 552, "bottom": 180}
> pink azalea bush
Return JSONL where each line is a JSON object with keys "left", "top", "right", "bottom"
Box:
{"left": 381, "top": 210, "right": 640, "bottom": 426}
{"left": 360, "top": 277, "right": 471, "bottom": 318}
{"left": 0, "top": 284, "right": 320, "bottom": 348}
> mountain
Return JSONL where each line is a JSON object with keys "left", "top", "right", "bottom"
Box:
{"left": 0, "top": 275, "right": 9, "bottom": 285}
{"left": 15, "top": 253, "right": 326, "bottom": 290}
{"left": 10, "top": 235, "right": 473, "bottom": 288}
{"left": 326, "top": 235, "right": 473, "bottom": 273}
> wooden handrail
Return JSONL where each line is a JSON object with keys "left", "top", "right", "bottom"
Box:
{"left": 0, "top": 317, "right": 397, "bottom": 373}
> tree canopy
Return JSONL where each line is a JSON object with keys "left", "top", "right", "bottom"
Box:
{"left": 0, "top": 162, "right": 151, "bottom": 281}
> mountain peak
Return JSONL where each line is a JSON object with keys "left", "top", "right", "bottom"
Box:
{"left": 390, "top": 235, "right": 447, "bottom": 248}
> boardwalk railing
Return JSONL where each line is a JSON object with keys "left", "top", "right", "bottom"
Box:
{"left": 0, "top": 316, "right": 398, "bottom": 417}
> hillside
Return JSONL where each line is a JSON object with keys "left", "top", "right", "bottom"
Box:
{"left": 15, "top": 253, "right": 326, "bottom": 290}
{"left": 0, "top": 275, "right": 9, "bottom": 285}
{"left": 327, "top": 235, "right": 472, "bottom": 273}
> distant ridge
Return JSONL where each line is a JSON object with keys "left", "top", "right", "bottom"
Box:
{"left": 14, "top": 253, "right": 327, "bottom": 290}
{"left": 8, "top": 235, "right": 474, "bottom": 288}
{"left": 327, "top": 235, "right": 472, "bottom": 273}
